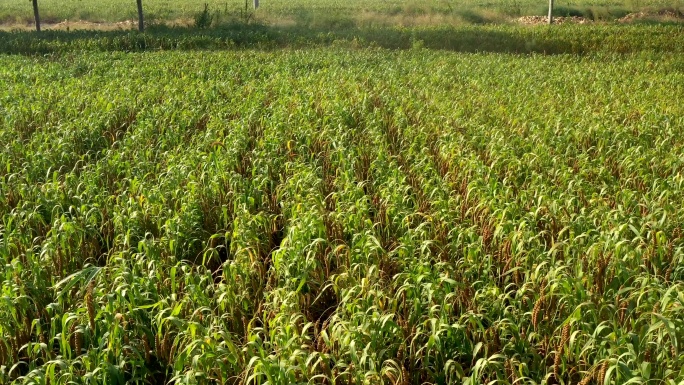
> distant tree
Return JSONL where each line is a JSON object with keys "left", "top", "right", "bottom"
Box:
{"left": 31, "top": 0, "right": 40, "bottom": 31}
{"left": 136, "top": 0, "right": 144, "bottom": 31}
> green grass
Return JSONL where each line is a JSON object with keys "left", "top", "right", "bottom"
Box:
{"left": 0, "top": 23, "right": 683, "bottom": 55}
{"left": 0, "top": 0, "right": 682, "bottom": 25}
{"left": 1, "top": 25, "right": 684, "bottom": 384}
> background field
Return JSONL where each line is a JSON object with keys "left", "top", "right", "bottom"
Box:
{"left": 0, "top": 0, "right": 683, "bottom": 27}
{"left": 1, "top": 0, "right": 684, "bottom": 384}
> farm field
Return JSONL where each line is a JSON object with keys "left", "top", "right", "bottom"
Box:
{"left": 2, "top": 5, "right": 684, "bottom": 385}
{"left": 1, "top": 0, "right": 683, "bottom": 28}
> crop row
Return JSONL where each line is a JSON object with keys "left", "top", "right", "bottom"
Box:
{"left": 1, "top": 24, "right": 684, "bottom": 56}
{"left": 0, "top": 49, "right": 683, "bottom": 384}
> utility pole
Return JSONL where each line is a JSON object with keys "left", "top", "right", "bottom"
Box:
{"left": 548, "top": 0, "right": 554, "bottom": 24}
{"left": 136, "top": 0, "right": 144, "bottom": 32}
{"left": 32, "top": 0, "right": 41, "bottom": 32}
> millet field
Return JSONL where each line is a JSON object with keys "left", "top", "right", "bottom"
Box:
{"left": 1, "top": 0, "right": 684, "bottom": 384}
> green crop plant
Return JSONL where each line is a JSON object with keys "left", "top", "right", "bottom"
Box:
{"left": 1, "top": 18, "right": 684, "bottom": 385}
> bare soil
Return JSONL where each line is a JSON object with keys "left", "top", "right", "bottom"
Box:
{"left": 618, "top": 9, "right": 684, "bottom": 22}
{"left": 0, "top": 18, "right": 193, "bottom": 31}
{"left": 516, "top": 16, "right": 591, "bottom": 25}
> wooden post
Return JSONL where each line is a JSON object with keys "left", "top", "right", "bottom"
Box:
{"left": 548, "top": 0, "right": 554, "bottom": 24}
{"left": 32, "top": 0, "right": 41, "bottom": 32}
{"left": 254, "top": 0, "right": 259, "bottom": 9}
{"left": 136, "top": 0, "right": 144, "bottom": 32}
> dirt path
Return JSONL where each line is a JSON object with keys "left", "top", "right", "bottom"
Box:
{"left": 0, "top": 18, "right": 194, "bottom": 31}
{"left": 516, "top": 9, "right": 683, "bottom": 25}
